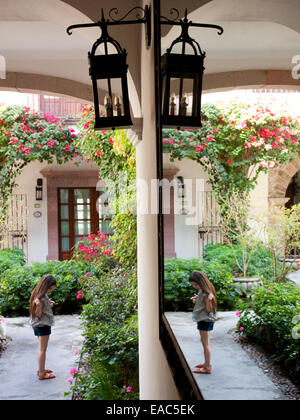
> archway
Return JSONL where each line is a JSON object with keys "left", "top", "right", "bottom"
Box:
{"left": 0, "top": 0, "right": 142, "bottom": 117}
{"left": 269, "top": 158, "right": 300, "bottom": 208}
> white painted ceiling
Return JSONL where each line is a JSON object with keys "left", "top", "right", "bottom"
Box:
{"left": 0, "top": 0, "right": 299, "bottom": 90}
{"left": 162, "top": 21, "right": 300, "bottom": 73}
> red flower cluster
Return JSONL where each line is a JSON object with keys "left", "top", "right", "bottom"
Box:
{"left": 77, "top": 231, "right": 113, "bottom": 263}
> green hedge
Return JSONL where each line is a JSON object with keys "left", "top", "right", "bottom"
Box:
{"left": 164, "top": 257, "right": 238, "bottom": 311}
{"left": 164, "top": 243, "right": 281, "bottom": 312}
{"left": 0, "top": 259, "right": 98, "bottom": 317}
{"left": 237, "top": 283, "right": 300, "bottom": 380}
{"left": 0, "top": 248, "right": 26, "bottom": 272}
{"left": 70, "top": 266, "right": 139, "bottom": 400}
{"left": 204, "top": 243, "right": 277, "bottom": 280}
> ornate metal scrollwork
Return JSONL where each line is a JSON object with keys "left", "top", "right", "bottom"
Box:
{"left": 67, "top": 6, "right": 151, "bottom": 49}
{"left": 109, "top": 7, "right": 148, "bottom": 22}
{"left": 160, "top": 8, "right": 180, "bottom": 23}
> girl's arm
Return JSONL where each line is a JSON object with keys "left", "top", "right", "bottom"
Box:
{"left": 204, "top": 296, "right": 213, "bottom": 314}
{"left": 34, "top": 298, "right": 44, "bottom": 318}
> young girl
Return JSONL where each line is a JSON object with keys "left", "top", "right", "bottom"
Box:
{"left": 189, "top": 271, "right": 217, "bottom": 374}
{"left": 29, "top": 275, "right": 57, "bottom": 380}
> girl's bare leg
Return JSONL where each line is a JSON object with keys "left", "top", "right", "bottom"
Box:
{"left": 200, "top": 331, "right": 211, "bottom": 370}
{"left": 38, "top": 335, "right": 50, "bottom": 375}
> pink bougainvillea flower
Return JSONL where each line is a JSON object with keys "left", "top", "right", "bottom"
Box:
{"left": 240, "top": 327, "right": 245, "bottom": 332}
{"left": 73, "top": 350, "right": 79, "bottom": 355}
{"left": 70, "top": 368, "right": 78, "bottom": 376}
{"left": 126, "top": 386, "right": 132, "bottom": 393}
{"left": 195, "top": 145, "right": 203, "bottom": 153}
{"left": 85, "top": 273, "right": 92, "bottom": 277}
{"left": 83, "top": 121, "right": 92, "bottom": 130}
{"left": 227, "top": 159, "right": 232, "bottom": 165}
{"left": 206, "top": 135, "right": 214, "bottom": 142}
{"left": 236, "top": 311, "right": 241, "bottom": 318}
{"left": 47, "top": 140, "right": 56, "bottom": 147}
{"left": 268, "top": 161, "right": 276, "bottom": 169}
{"left": 95, "top": 150, "right": 102, "bottom": 158}
{"left": 66, "top": 377, "right": 73, "bottom": 383}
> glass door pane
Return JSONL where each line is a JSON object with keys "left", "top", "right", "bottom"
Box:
{"left": 74, "top": 189, "right": 90, "bottom": 204}
{"left": 75, "top": 221, "right": 91, "bottom": 235}
{"left": 75, "top": 205, "right": 90, "bottom": 220}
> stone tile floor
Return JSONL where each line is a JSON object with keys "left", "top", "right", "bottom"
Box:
{"left": 165, "top": 311, "right": 287, "bottom": 400}
{"left": 0, "top": 315, "right": 83, "bottom": 400}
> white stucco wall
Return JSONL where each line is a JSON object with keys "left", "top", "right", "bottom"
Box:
{"left": 164, "top": 154, "right": 269, "bottom": 259}
{"left": 164, "top": 154, "right": 211, "bottom": 259}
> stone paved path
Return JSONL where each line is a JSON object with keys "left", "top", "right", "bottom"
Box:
{"left": 0, "top": 315, "right": 83, "bottom": 400}
{"left": 165, "top": 311, "right": 287, "bottom": 400}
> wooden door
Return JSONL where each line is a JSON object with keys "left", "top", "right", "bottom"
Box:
{"left": 58, "top": 187, "right": 112, "bottom": 260}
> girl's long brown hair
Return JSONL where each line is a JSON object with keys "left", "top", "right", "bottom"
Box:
{"left": 189, "top": 271, "right": 218, "bottom": 313}
{"left": 30, "top": 275, "right": 57, "bottom": 318}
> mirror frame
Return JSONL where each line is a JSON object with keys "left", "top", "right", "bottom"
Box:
{"left": 153, "top": 0, "right": 203, "bottom": 400}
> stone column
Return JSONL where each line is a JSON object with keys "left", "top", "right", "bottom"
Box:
{"left": 136, "top": 0, "right": 180, "bottom": 400}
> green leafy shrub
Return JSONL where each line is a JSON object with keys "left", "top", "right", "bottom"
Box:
{"left": 0, "top": 259, "right": 98, "bottom": 316}
{"left": 164, "top": 257, "right": 237, "bottom": 311}
{"left": 236, "top": 283, "right": 300, "bottom": 380}
{"left": 204, "top": 243, "right": 278, "bottom": 281}
{"left": 0, "top": 248, "right": 25, "bottom": 272}
{"left": 70, "top": 266, "right": 139, "bottom": 400}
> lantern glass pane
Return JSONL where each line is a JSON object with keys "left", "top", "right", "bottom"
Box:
{"left": 112, "top": 78, "right": 123, "bottom": 117}
{"left": 169, "top": 78, "right": 179, "bottom": 116}
{"left": 179, "top": 78, "right": 194, "bottom": 117}
{"left": 169, "top": 78, "right": 195, "bottom": 117}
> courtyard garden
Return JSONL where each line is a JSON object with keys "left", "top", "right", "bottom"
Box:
{"left": 0, "top": 97, "right": 300, "bottom": 399}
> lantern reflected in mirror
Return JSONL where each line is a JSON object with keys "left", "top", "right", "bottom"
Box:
{"left": 161, "top": 52, "right": 205, "bottom": 129}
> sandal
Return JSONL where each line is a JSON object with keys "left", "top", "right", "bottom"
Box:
{"left": 38, "top": 372, "right": 56, "bottom": 380}
{"left": 37, "top": 369, "right": 53, "bottom": 376}
{"left": 193, "top": 367, "right": 211, "bottom": 374}
{"left": 195, "top": 364, "right": 204, "bottom": 368}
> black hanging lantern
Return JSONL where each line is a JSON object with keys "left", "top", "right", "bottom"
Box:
{"left": 36, "top": 178, "right": 43, "bottom": 201}
{"left": 161, "top": 9, "right": 224, "bottom": 129}
{"left": 67, "top": 7, "right": 152, "bottom": 131}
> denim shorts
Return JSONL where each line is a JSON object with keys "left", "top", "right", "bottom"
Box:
{"left": 33, "top": 325, "right": 51, "bottom": 337}
{"left": 197, "top": 321, "right": 214, "bottom": 331}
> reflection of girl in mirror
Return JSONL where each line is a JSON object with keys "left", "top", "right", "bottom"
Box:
{"left": 189, "top": 271, "right": 217, "bottom": 375}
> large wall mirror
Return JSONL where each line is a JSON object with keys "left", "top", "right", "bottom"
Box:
{"left": 157, "top": 0, "right": 300, "bottom": 401}
{"left": 155, "top": 0, "right": 220, "bottom": 400}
